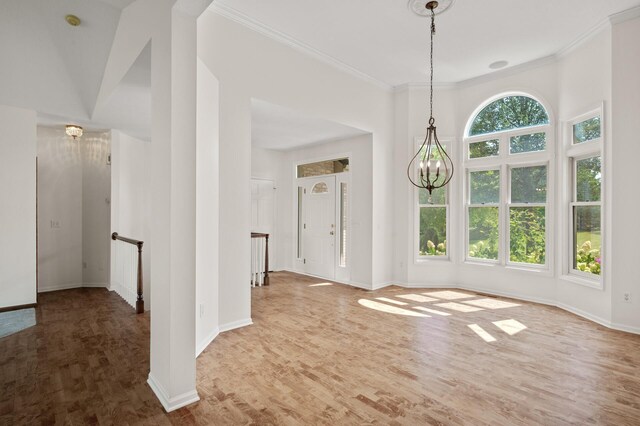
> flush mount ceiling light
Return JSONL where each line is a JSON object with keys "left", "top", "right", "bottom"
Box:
{"left": 65, "top": 124, "right": 83, "bottom": 140}
{"left": 407, "top": 1, "right": 454, "bottom": 202}
{"left": 65, "top": 14, "right": 81, "bottom": 26}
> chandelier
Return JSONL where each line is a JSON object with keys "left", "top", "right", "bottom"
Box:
{"left": 65, "top": 124, "right": 83, "bottom": 140}
{"left": 407, "top": 1, "right": 454, "bottom": 203}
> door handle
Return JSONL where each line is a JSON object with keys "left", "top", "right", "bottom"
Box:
{"left": 330, "top": 231, "right": 334, "bottom": 235}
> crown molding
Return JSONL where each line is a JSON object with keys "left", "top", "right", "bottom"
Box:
{"left": 556, "top": 18, "right": 611, "bottom": 59}
{"left": 608, "top": 5, "right": 640, "bottom": 25}
{"left": 210, "top": 3, "right": 393, "bottom": 92}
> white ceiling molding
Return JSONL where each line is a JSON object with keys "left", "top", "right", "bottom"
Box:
{"left": 609, "top": 5, "right": 640, "bottom": 24}
{"left": 209, "top": 2, "right": 394, "bottom": 92}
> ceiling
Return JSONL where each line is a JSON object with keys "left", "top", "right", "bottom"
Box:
{"left": 251, "top": 99, "right": 369, "bottom": 150}
{"left": 0, "top": 0, "right": 147, "bottom": 135}
{"left": 214, "top": 0, "right": 640, "bottom": 86}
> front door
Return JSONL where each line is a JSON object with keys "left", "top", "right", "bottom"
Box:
{"left": 303, "top": 176, "right": 336, "bottom": 279}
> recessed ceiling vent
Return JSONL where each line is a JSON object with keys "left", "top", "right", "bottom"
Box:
{"left": 408, "top": 0, "right": 455, "bottom": 16}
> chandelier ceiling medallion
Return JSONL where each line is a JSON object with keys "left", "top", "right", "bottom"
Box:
{"left": 407, "top": 0, "right": 454, "bottom": 203}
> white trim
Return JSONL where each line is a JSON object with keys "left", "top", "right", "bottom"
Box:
{"left": 147, "top": 374, "right": 200, "bottom": 413}
{"left": 219, "top": 318, "right": 253, "bottom": 333}
{"left": 282, "top": 268, "right": 375, "bottom": 290}
{"left": 196, "top": 327, "right": 220, "bottom": 358}
{"left": 38, "top": 283, "right": 109, "bottom": 293}
{"left": 210, "top": 3, "right": 393, "bottom": 92}
{"left": 608, "top": 5, "right": 640, "bottom": 25}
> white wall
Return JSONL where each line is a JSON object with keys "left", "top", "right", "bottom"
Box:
{"left": 37, "top": 127, "right": 111, "bottom": 292}
{"left": 556, "top": 28, "right": 613, "bottom": 324}
{"left": 110, "top": 130, "right": 151, "bottom": 306}
{"left": 82, "top": 132, "right": 112, "bottom": 286}
{"left": 198, "top": 11, "right": 395, "bottom": 328}
{"left": 251, "top": 146, "right": 285, "bottom": 271}
{"left": 37, "top": 126, "right": 83, "bottom": 292}
{"left": 611, "top": 15, "right": 640, "bottom": 331}
{"left": 196, "top": 57, "right": 220, "bottom": 356}
{"left": 0, "top": 105, "right": 36, "bottom": 309}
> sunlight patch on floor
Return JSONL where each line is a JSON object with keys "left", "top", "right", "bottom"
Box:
{"left": 359, "top": 299, "right": 430, "bottom": 317}
{"left": 434, "top": 302, "right": 484, "bottom": 313}
{"left": 413, "top": 306, "right": 451, "bottom": 316}
{"left": 468, "top": 324, "right": 497, "bottom": 342}
{"left": 423, "top": 290, "right": 475, "bottom": 300}
{"left": 397, "top": 294, "right": 439, "bottom": 303}
{"left": 493, "top": 319, "right": 527, "bottom": 335}
{"left": 376, "top": 297, "right": 408, "bottom": 306}
{"left": 462, "top": 298, "right": 521, "bottom": 309}
{"left": 309, "top": 283, "right": 333, "bottom": 287}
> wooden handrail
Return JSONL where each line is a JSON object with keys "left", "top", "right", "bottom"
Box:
{"left": 111, "top": 232, "right": 145, "bottom": 314}
{"left": 251, "top": 233, "right": 270, "bottom": 286}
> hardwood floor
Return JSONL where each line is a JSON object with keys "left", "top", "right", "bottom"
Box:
{"left": 1, "top": 272, "right": 640, "bottom": 425}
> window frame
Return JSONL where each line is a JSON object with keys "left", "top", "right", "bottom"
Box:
{"left": 506, "top": 162, "right": 549, "bottom": 269}
{"left": 463, "top": 93, "right": 553, "bottom": 272}
{"left": 466, "top": 166, "right": 502, "bottom": 264}
{"left": 414, "top": 137, "right": 452, "bottom": 262}
{"left": 562, "top": 106, "right": 604, "bottom": 288}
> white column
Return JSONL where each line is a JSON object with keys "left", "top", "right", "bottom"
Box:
{"left": 147, "top": 4, "right": 199, "bottom": 412}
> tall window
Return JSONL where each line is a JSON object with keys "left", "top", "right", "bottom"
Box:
{"left": 464, "top": 95, "right": 551, "bottom": 268}
{"left": 566, "top": 109, "right": 603, "bottom": 281}
{"left": 416, "top": 140, "right": 449, "bottom": 258}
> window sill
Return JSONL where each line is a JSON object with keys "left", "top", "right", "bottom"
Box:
{"left": 560, "top": 274, "right": 604, "bottom": 290}
{"left": 464, "top": 259, "right": 499, "bottom": 267}
{"left": 505, "top": 265, "right": 552, "bottom": 277}
{"left": 415, "top": 256, "right": 450, "bottom": 264}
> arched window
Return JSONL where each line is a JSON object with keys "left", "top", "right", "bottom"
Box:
{"left": 469, "top": 95, "right": 549, "bottom": 136}
{"left": 464, "top": 93, "right": 552, "bottom": 269}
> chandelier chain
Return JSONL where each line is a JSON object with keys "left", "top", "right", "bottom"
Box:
{"left": 429, "top": 7, "right": 435, "bottom": 123}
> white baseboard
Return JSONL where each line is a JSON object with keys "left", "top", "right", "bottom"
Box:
{"left": 147, "top": 373, "right": 200, "bottom": 412}
{"left": 219, "top": 318, "right": 253, "bottom": 333}
{"left": 38, "top": 282, "right": 108, "bottom": 293}
{"left": 82, "top": 282, "right": 109, "bottom": 288}
{"left": 281, "top": 268, "right": 375, "bottom": 290}
{"left": 196, "top": 327, "right": 219, "bottom": 358}
{"left": 371, "top": 281, "right": 395, "bottom": 290}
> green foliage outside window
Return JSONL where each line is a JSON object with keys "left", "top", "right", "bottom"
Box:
{"left": 419, "top": 207, "right": 446, "bottom": 256}
{"left": 573, "top": 117, "right": 601, "bottom": 144}
{"left": 468, "top": 207, "right": 499, "bottom": 260}
{"left": 510, "top": 132, "right": 546, "bottom": 154}
{"left": 469, "top": 96, "right": 549, "bottom": 136}
{"left": 469, "top": 139, "right": 499, "bottom": 159}
{"left": 576, "top": 157, "right": 601, "bottom": 202}
{"left": 510, "top": 207, "right": 546, "bottom": 264}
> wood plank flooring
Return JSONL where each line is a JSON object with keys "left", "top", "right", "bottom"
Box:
{"left": 1, "top": 272, "right": 640, "bottom": 425}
